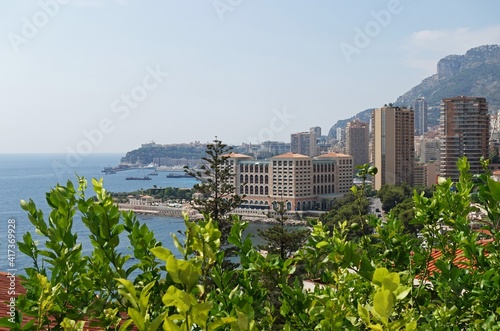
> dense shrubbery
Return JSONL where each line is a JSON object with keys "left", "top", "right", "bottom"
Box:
{"left": 2, "top": 157, "right": 500, "bottom": 330}
{"left": 111, "top": 187, "right": 193, "bottom": 203}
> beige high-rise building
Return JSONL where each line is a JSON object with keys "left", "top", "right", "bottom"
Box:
{"left": 440, "top": 96, "right": 490, "bottom": 181}
{"left": 371, "top": 106, "right": 415, "bottom": 190}
{"left": 346, "top": 119, "right": 369, "bottom": 170}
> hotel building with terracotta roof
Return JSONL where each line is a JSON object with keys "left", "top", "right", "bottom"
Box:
{"left": 226, "top": 151, "right": 353, "bottom": 211}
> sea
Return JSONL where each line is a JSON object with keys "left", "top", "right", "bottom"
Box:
{"left": 0, "top": 153, "right": 272, "bottom": 274}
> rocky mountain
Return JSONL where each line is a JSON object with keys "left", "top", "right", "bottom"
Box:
{"left": 329, "top": 44, "right": 500, "bottom": 137}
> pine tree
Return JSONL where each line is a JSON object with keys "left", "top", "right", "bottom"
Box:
{"left": 258, "top": 199, "right": 309, "bottom": 259}
{"left": 184, "top": 138, "right": 244, "bottom": 243}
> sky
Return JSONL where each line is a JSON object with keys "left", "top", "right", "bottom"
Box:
{"left": 1, "top": 0, "right": 500, "bottom": 154}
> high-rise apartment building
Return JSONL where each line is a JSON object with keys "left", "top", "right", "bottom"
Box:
{"left": 345, "top": 119, "right": 369, "bottom": 170}
{"left": 413, "top": 97, "right": 428, "bottom": 136}
{"left": 440, "top": 96, "right": 490, "bottom": 181}
{"left": 309, "top": 126, "right": 321, "bottom": 156}
{"left": 336, "top": 127, "right": 345, "bottom": 143}
{"left": 371, "top": 106, "right": 415, "bottom": 190}
{"left": 291, "top": 127, "right": 322, "bottom": 156}
{"left": 291, "top": 132, "right": 310, "bottom": 155}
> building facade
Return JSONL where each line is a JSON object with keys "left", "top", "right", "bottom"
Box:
{"left": 291, "top": 132, "right": 310, "bottom": 156}
{"left": 439, "top": 96, "right": 490, "bottom": 181}
{"left": 371, "top": 106, "right": 415, "bottom": 190}
{"left": 416, "top": 137, "right": 440, "bottom": 164}
{"left": 291, "top": 127, "right": 322, "bottom": 156}
{"left": 345, "top": 119, "right": 369, "bottom": 170}
{"left": 309, "top": 126, "right": 321, "bottom": 157}
{"left": 413, "top": 97, "right": 428, "bottom": 136}
{"left": 229, "top": 152, "right": 353, "bottom": 211}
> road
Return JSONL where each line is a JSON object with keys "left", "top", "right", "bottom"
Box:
{"left": 370, "top": 197, "right": 383, "bottom": 218}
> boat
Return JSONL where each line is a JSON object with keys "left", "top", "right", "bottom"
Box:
{"left": 166, "top": 172, "right": 191, "bottom": 178}
{"left": 148, "top": 170, "right": 158, "bottom": 176}
{"left": 125, "top": 176, "right": 152, "bottom": 180}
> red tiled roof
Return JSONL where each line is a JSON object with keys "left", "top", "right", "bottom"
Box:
{"left": 224, "top": 152, "right": 253, "bottom": 159}
{"left": 0, "top": 271, "right": 30, "bottom": 330}
{"left": 315, "top": 152, "right": 351, "bottom": 158}
{"left": 0, "top": 272, "right": 136, "bottom": 331}
{"left": 272, "top": 152, "right": 309, "bottom": 159}
{"left": 425, "top": 239, "right": 492, "bottom": 276}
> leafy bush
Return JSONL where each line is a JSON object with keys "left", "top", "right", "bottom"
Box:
{"left": 2, "top": 157, "right": 500, "bottom": 330}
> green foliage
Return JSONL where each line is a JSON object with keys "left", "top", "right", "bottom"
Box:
{"left": 111, "top": 187, "right": 193, "bottom": 203}
{"left": 184, "top": 139, "right": 245, "bottom": 243}
{"left": 258, "top": 200, "right": 309, "bottom": 259}
{"left": 377, "top": 184, "right": 408, "bottom": 212}
{"left": 320, "top": 190, "right": 372, "bottom": 239}
{"left": 6, "top": 156, "right": 500, "bottom": 330}
{"left": 122, "top": 144, "right": 207, "bottom": 165}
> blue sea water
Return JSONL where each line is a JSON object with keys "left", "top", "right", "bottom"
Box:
{"left": 0, "top": 153, "right": 271, "bottom": 274}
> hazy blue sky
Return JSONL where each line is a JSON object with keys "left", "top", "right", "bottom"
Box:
{"left": 1, "top": 0, "right": 499, "bottom": 153}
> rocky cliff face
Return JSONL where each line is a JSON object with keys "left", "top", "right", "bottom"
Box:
{"left": 395, "top": 44, "right": 500, "bottom": 112}
{"left": 329, "top": 45, "right": 500, "bottom": 136}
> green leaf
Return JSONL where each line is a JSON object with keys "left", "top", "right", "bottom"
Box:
{"left": 116, "top": 278, "right": 136, "bottom": 297}
{"left": 437, "top": 176, "right": 447, "bottom": 185}
{"left": 382, "top": 272, "right": 399, "bottom": 292}
{"left": 367, "top": 324, "right": 384, "bottom": 331}
{"left": 358, "top": 302, "right": 370, "bottom": 324}
{"left": 373, "top": 289, "right": 393, "bottom": 322}
{"left": 128, "top": 308, "right": 145, "bottom": 331}
{"left": 118, "top": 319, "right": 133, "bottom": 331}
{"left": 315, "top": 241, "right": 329, "bottom": 248}
{"left": 163, "top": 318, "right": 182, "bottom": 331}
{"left": 208, "top": 317, "right": 237, "bottom": 331}
{"left": 487, "top": 177, "right": 500, "bottom": 200}
{"left": 162, "top": 286, "right": 193, "bottom": 314}
{"left": 372, "top": 268, "right": 389, "bottom": 287}
{"left": 406, "top": 320, "right": 417, "bottom": 331}
{"left": 395, "top": 286, "right": 411, "bottom": 301}
{"left": 149, "top": 311, "right": 167, "bottom": 331}
{"left": 150, "top": 246, "right": 172, "bottom": 261}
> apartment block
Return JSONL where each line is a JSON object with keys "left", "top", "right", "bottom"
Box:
{"left": 291, "top": 132, "right": 310, "bottom": 156}
{"left": 413, "top": 97, "right": 428, "bottom": 136}
{"left": 439, "top": 96, "right": 489, "bottom": 181}
{"left": 345, "top": 119, "right": 369, "bottom": 170}
{"left": 371, "top": 106, "right": 415, "bottom": 190}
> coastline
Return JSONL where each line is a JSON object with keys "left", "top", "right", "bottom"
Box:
{"left": 117, "top": 203, "right": 309, "bottom": 226}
